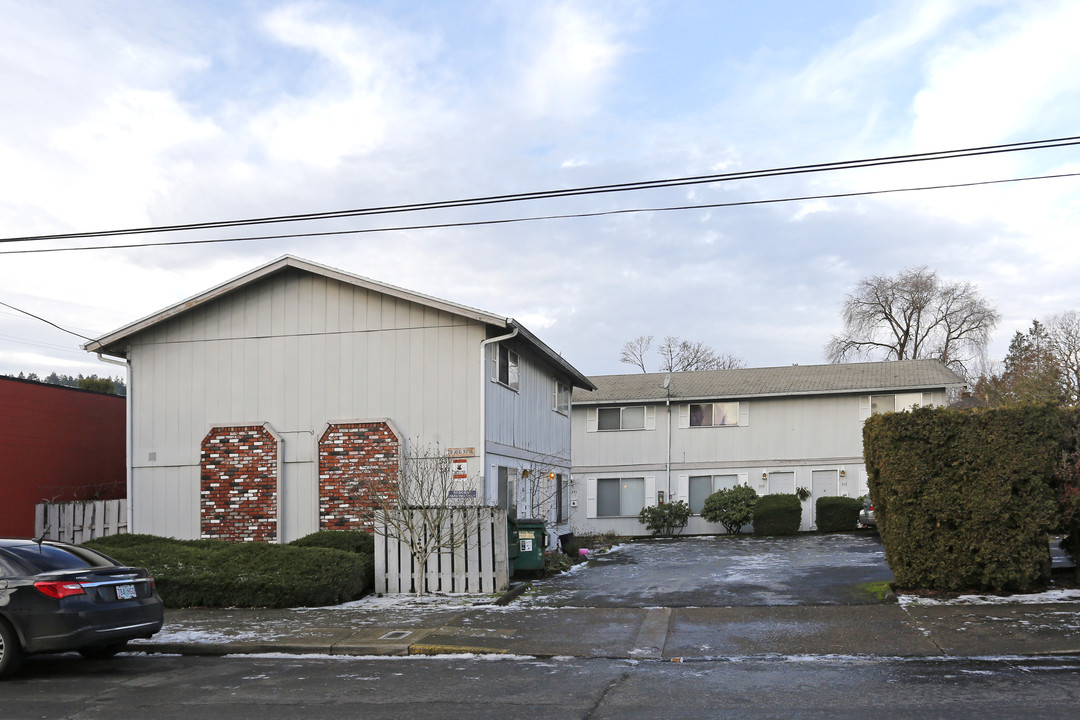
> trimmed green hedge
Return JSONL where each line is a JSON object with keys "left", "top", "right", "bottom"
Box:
{"left": 753, "top": 494, "right": 802, "bottom": 536}
{"left": 864, "top": 405, "right": 1066, "bottom": 592}
{"left": 288, "top": 529, "right": 375, "bottom": 556}
{"left": 816, "top": 496, "right": 862, "bottom": 533}
{"left": 83, "top": 532, "right": 374, "bottom": 608}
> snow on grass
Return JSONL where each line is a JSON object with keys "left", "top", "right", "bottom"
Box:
{"left": 898, "top": 588, "right": 1080, "bottom": 607}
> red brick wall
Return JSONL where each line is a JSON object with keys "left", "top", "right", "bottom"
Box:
{"left": 318, "top": 422, "right": 399, "bottom": 531}
{"left": 200, "top": 425, "right": 279, "bottom": 542}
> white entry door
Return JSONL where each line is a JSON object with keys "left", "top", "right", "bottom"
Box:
{"left": 811, "top": 469, "right": 839, "bottom": 528}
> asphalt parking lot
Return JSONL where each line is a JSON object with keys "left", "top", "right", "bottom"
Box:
{"left": 523, "top": 532, "right": 894, "bottom": 607}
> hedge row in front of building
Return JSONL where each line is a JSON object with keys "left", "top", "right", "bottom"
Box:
{"left": 863, "top": 404, "right": 1078, "bottom": 592}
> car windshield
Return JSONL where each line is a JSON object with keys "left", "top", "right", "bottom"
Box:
{"left": 5, "top": 544, "right": 115, "bottom": 572}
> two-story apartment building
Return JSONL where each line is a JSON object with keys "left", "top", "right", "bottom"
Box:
{"left": 83, "top": 256, "right": 593, "bottom": 544}
{"left": 570, "top": 360, "right": 964, "bottom": 535}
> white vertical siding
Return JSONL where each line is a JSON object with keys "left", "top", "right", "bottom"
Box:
{"left": 128, "top": 268, "right": 488, "bottom": 541}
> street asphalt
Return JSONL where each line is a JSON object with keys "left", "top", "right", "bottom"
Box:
{"left": 129, "top": 535, "right": 1080, "bottom": 661}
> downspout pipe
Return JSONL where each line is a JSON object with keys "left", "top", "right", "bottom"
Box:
{"left": 479, "top": 325, "right": 519, "bottom": 505}
{"left": 97, "top": 352, "right": 134, "bottom": 534}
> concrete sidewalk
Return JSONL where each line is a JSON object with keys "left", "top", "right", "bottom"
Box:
{"left": 131, "top": 591, "right": 1080, "bottom": 660}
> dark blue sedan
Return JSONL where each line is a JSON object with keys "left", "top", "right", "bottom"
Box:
{"left": 0, "top": 538, "right": 164, "bottom": 679}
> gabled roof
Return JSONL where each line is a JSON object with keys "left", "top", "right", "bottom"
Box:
{"left": 83, "top": 255, "right": 595, "bottom": 390}
{"left": 573, "top": 359, "right": 964, "bottom": 405}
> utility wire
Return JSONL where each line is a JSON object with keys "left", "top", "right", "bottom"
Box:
{"left": 0, "top": 300, "right": 95, "bottom": 341}
{"left": 4, "top": 134, "right": 1080, "bottom": 245}
{"left": 2, "top": 171, "right": 1077, "bottom": 256}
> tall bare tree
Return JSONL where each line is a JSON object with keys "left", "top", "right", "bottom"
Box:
{"left": 354, "top": 444, "right": 485, "bottom": 596}
{"left": 620, "top": 335, "right": 744, "bottom": 373}
{"left": 619, "top": 335, "right": 653, "bottom": 372}
{"left": 826, "top": 266, "right": 999, "bottom": 376}
{"left": 1046, "top": 310, "right": 1080, "bottom": 404}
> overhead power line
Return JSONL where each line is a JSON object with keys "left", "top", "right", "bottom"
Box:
{"left": 2, "top": 171, "right": 1078, "bottom": 256}
{"left": 0, "top": 300, "right": 95, "bottom": 341}
{"left": 3, "top": 134, "right": 1080, "bottom": 246}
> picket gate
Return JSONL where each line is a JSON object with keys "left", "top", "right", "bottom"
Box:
{"left": 374, "top": 506, "right": 509, "bottom": 595}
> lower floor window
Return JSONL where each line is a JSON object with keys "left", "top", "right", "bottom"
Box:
{"left": 556, "top": 474, "right": 569, "bottom": 523}
{"left": 597, "top": 477, "right": 644, "bottom": 517}
{"left": 688, "top": 474, "right": 739, "bottom": 514}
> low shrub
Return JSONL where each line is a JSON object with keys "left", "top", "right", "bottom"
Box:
{"left": 815, "top": 496, "right": 863, "bottom": 533}
{"left": 543, "top": 550, "right": 574, "bottom": 574}
{"left": 83, "top": 534, "right": 372, "bottom": 608}
{"left": 752, "top": 494, "right": 802, "bottom": 536}
{"left": 638, "top": 500, "right": 692, "bottom": 537}
{"left": 701, "top": 485, "right": 759, "bottom": 534}
{"left": 288, "top": 529, "right": 375, "bottom": 556}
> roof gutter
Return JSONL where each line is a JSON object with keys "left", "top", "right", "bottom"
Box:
{"left": 479, "top": 325, "right": 519, "bottom": 504}
{"left": 95, "top": 351, "right": 134, "bottom": 534}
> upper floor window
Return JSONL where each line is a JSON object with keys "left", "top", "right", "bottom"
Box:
{"left": 598, "top": 405, "right": 646, "bottom": 431}
{"left": 870, "top": 395, "right": 895, "bottom": 414}
{"left": 553, "top": 380, "right": 570, "bottom": 414}
{"left": 690, "top": 402, "right": 739, "bottom": 427}
{"left": 871, "top": 393, "right": 925, "bottom": 414}
{"left": 496, "top": 344, "right": 519, "bottom": 390}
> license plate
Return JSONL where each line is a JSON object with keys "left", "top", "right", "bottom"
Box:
{"left": 116, "top": 584, "right": 137, "bottom": 600}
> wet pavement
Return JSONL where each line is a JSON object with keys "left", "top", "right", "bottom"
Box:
{"left": 524, "top": 533, "right": 894, "bottom": 607}
{"left": 123, "top": 533, "right": 1080, "bottom": 661}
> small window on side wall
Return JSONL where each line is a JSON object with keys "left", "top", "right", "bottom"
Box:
{"left": 497, "top": 344, "right": 519, "bottom": 390}
{"left": 554, "top": 380, "right": 570, "bottom": 414}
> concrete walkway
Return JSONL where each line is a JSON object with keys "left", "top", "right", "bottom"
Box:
{"left": 130, "top": 536, "right": 1080, "bottom": 660}
{"left": 133, "top": 597, "right": 1080, "bottom": 660}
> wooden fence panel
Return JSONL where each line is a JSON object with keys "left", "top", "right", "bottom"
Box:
{"left": 374, "top": 507, "right": 508, "bottom": 595}
{"left": 34, "top": 500, "right": 128, "bottom": 543}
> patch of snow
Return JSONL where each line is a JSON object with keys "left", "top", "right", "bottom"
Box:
{"left": 898, "top": 588, "right": 1080, "bottom": 607}
{"left": 225, "top": 652, "right": 539, "bottom": 662}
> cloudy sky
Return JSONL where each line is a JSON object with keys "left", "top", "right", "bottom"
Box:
{"left": 2, "top": 0, "right": 1079, "bottom": 382}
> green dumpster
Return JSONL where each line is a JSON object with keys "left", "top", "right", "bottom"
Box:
{"left": 512, "top": 518, "right": 548, "bottom": 573}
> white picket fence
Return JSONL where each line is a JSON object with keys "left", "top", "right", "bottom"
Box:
{"left": 374, "top": 506, "right": 509, "bottom": 595}
{"left": 34, "top": 499, "right": 128, "bottom": 543}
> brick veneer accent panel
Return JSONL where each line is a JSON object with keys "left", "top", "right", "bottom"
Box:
{"left": 319, "top": 422, "right": 400, "bottom": 531}
{"left": 200, "top": 425, "right": 279, "bottom": 542}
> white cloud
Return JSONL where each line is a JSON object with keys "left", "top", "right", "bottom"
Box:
{"left": 912, "top": 1, "right": 1080, "bottom": 149}
{"left": 252, "top": 4, "right": 446, "bottom": 168}
{"left": 511, "top": 2, "right": 629, "bottom": 122}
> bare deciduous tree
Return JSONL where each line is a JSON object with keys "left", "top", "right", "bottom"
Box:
{"left": 620, "top": 335, "right": 744, "bottom": 373}
{"left": 354, "top": 444, "right": 485, "bottom": 596}
{"left": 619, "top": 335, "right": 653, "bottom": 372}
{"left": 517, "top": 451, "right": 572, "bottom": 522}
{"left": 1046, "top": 310, "right": 1080, "bottom": 404}
{"left": 825, "top": 266, "right": 999, "bottom": 376}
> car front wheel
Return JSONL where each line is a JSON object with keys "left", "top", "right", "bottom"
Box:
{"left": 0, "top": 618, "right": 24, "bottom": 679}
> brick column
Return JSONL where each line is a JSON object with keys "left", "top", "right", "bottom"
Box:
{"left": 318, "top": 421, "right": 400, "bottom": 531}
{"left": 200, "top": 425, "right": 279, "bottom": 542}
